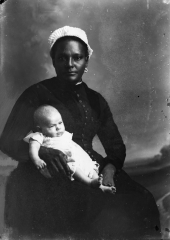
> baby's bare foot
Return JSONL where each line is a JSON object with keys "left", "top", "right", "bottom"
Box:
{"left": 100, "top": 184, "right": 116, "bottom": 194}
{"left": 90, "top": 175, "right": 116, "bottom": 194}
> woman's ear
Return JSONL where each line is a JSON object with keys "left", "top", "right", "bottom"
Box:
{"left": 85, "top": 56, "right": 89, "bottom": 63}
{"left": 85, "top": 57, "right": 89, "bottom": 68}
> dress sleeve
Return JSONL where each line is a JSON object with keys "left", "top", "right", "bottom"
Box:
{"left": 0, "top": 86, "right": 40, "bottom": 162}
{"left": 24, "top": 132, "right": 44, "bottom": 145}
{"left": 97, "top": 95, "right": 126, "bottom": 170}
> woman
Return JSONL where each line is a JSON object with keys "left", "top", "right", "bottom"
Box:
{"left": 0, "top": 26, "right": 161, "bottom": 239}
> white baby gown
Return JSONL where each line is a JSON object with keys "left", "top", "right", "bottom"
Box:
{"left": 24, "top": 131, "right": 99, "bottom": 180}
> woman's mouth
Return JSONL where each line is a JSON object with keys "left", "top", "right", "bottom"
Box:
{"left": 66, "top": 72, "right": 77, "bottom": 75}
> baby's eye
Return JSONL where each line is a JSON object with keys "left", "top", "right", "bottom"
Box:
{"left": 59, "top": 121, "right": 62, "bottom": 125}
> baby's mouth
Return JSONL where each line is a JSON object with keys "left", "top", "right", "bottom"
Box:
{"left": 56, "top": 132, "right": 63, "bottom": 137}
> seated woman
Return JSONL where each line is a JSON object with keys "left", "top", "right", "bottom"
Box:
{"left": 0, "top": 26, "right": 161, "bottom": 239}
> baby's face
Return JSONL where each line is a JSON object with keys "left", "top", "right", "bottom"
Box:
{"left": 40, "top": 111, "right": 65, "bottom": 137}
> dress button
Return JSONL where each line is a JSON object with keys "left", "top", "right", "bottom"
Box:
{"left": 79, "top": 100, "right": 82, "bottom": 103}
{"left": 77, "top": 94, "right": 79, "bottom": 97}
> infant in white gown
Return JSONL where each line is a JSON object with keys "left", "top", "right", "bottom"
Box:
{"left": 24, "top": 130, "right": 99, "bottom": 181}
{"left": 24, "top": 105, "right": 115, "bottom": 193}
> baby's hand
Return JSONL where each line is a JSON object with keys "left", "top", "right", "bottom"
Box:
{"left": 34, "top": 159, "right": 47, "bottom": 170}
{"left": 65, "top": 150, "right": 72, "bottom": 157}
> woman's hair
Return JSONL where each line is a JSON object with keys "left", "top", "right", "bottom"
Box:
{"left": 50, "top": 36, "right": 89, "bottom": 61}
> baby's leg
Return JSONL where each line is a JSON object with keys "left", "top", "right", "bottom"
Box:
{"left": 73, "top": 167, "right": 101, "bottom": 188}
{"left": 91, "top": 170, "right": 99, "bottom": 179}
{"left": 73, "top": 167, "right": 97, "bottom": 186}
{"left": 74, "top": 168, "right": 116, "bottom": 193}
{"left": 90, "top": 174, "right": 102, "bottom": 188}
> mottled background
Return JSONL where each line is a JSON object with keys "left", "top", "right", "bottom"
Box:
{"left": 0, "top": 0, "right": 170, "bottom": 239}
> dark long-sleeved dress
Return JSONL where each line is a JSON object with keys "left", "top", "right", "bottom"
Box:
{"left": 0, "top": 77, "right": 161, "bottom": 239}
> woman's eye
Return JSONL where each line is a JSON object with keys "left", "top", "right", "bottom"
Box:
{"left": 58, "top": 56, "right": 66, "bottom": 61}
{"left": 59, "top": 57, "right": 64, "bottom": 61}
{"left": 74, "top": 56, "right": 82, "bottom": 61}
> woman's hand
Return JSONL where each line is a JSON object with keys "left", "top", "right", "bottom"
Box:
{"left": 101, "top": 163, "right": 116, "bottom": 189}
{"left": 39, "top": 146, "right": 71, "bottom": 178}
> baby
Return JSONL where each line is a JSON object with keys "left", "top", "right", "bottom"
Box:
{"left": 24, "top": 105, "right": 116, "bottom": 193}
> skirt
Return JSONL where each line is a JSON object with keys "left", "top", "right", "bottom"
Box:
{"left": 4, "top": 161, "right": 161, "bottom": 239}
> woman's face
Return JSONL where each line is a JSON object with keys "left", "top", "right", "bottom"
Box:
{"left": 52, "top": 39, "right": 88, "bottom": 84}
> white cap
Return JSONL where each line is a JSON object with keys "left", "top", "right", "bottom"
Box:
{"left": 48, "top": 26, "right": 93, "bottom": 58}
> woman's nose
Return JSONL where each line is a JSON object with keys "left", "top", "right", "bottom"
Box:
{"left": 67, "top": 57, "right": 74, "bottom": 67}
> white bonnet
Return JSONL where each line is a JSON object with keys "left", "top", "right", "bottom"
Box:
{"left": 48, "top": 26, "right": 93, "bottom": 58}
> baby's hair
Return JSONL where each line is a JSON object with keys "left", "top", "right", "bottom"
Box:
{"left": 34, "top": 105, "right": 60, "bottom": 127}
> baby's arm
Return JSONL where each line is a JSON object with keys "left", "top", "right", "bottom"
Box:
{"left": 29, "top": 139, "right": 46, "bottom": 169}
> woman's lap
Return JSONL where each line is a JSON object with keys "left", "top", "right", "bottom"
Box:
{"left": 4, "top": 163, "right": 161, "bottom": 238}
